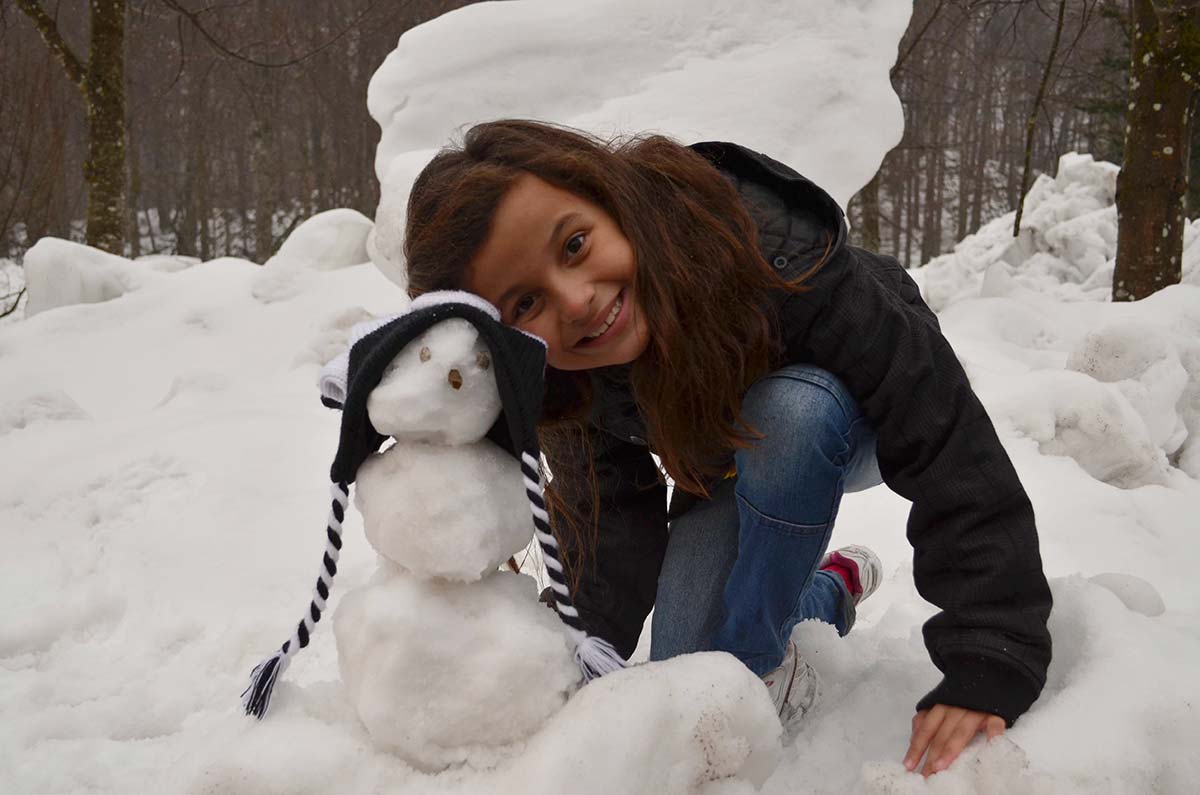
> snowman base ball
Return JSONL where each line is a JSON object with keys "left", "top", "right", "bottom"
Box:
{"left": 333, "top": 565, "right": 580, "bottom": 772}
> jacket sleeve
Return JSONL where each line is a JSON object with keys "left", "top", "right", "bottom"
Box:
{"left": 543, "top": 425, "right": 669, "bottom": 660}
{"left": 777, "top": 244, "right": 1053, "bottom": 725}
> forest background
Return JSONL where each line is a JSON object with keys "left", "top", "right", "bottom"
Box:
{"left": 0, "top": 0, "right": 1195, "bottom": 291}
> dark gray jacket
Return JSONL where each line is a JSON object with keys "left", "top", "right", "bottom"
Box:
{"left": 550, "top": 141, "right": 1052, "bottom": 726}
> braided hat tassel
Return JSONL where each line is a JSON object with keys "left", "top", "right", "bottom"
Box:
{"left": 520, "top": 451, "right": 627, "bottom": 680}
{"left": 242, "top": 481, "right": 349, "bottom": 718}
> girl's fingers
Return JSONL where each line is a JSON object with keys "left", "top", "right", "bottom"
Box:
{"left": 986, "top": 715, "right": 1006, "bottom": 740}
{"left": 921, "top": 709, "right": 966, "bottom": 777}
{"left": 935, "top": 713, "right": 985, "bottom": 772}
{"left": 903, "top": 708, "right": 936, "bottom": 771}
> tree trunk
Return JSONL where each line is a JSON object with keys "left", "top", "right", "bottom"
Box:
{"left": 16, "top": 0, "right": 128, "bottom": 254}
{"left": 252, "top": 116, "right": 273, "bottom": 262}
{"left": 1113, "top": 0, "right": 1198, "bottom": 301}
{"left": 127, "top": 126, "right": 141, "bottom": 257}
{"left": 84, "top": 0, "right": 127, "bottom": 254}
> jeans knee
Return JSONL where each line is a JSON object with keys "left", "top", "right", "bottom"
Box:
{"left": 737, "top": 365, "right": 860, "bottom": 465}
{"left": 743, "top": 364, "right": 857, "bottom": 423}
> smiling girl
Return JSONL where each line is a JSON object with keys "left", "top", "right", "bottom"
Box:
{"left": 400, "top": 119, "right": 1052, "bottom": 776}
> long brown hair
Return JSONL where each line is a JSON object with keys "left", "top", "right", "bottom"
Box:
{"left": 403, "top": 119, "right": 824, "bottom": 582}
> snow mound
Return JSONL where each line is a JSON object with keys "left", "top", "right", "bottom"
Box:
{"left": 189, "top": 652, "right": 780, "bottom": 794}
{"left": 1087, "top": 573, "right": 1165, "bottom": 617}
{"left": 944, "top": 282, "right": 1200, "bottom": 483}
{"left": 333, "top": 567, "right": 579, "bottom": 771}
{"left": 919, "top": 152, "right": 1200, "bottom": 310}
{"left": 355, "top": 441, "right": 532, "bottom": 579}
{"left": 859, "top": 736, "right": 1051, "bottom": 794}
{"left": 1065, "top": 321, "right": 1189, "bottom": 455}
{"left": 512, "top": 652, "right": 782, "bottom": 792}
{"left": 268, "top": 209, "right": 373, "bottom": 271}
{"left": 993, "top": 369, "right": 1171, "bottom": 488}
{"left": 23, "top": 237, "right": 159, "bottom": 317}
{"left": 0, "top": 389, "right": 89, "bottom": 435}
{"left": 365, "top": 0, "right": 909, "bottom": 284}
{"left": 135, "top": 254, "right": 201, "bottom": 273}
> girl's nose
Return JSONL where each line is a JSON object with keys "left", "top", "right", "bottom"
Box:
{"left": 557, "top": 280, "right": 594, "bottom": 327}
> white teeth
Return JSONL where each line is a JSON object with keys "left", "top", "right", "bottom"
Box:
{"left": 586, "top": 295, "right": 622, "bottom": 339}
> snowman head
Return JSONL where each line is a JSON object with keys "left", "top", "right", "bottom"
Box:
{"left": 367, "top": 318, "right": 502, "bottom": 446}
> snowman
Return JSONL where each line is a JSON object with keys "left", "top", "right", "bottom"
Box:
{"left": 241, "top": 291, "right": 627, "bottom": 769}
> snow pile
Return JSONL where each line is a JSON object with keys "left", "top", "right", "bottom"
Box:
{"left": 250, "top": 210, "right": 375, "bottom": 305}
{"left": 938, "top": 258, "right": 1200, "bottom": 483}
{"left": 22, "top": 237, "right": 162, "bottom": 317}
{"left": 266, "top": 209, "right": 372, "bottom": 272}
{"left": 188, "top": 653, "right": 780, "bottom": 794}
{"left": 917, "top": 152, "right": 1200, "bottom": 311}
{"left": 365, "top": 0, "right": 910, "bottom": 287}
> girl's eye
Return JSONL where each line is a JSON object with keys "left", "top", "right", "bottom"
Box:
{"left": 564, "top": 231, "right": 586, "bottom": 258}
{"left": 513, "top": 293, "right": 537, "bottom": 319}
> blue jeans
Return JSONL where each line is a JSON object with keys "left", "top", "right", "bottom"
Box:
{"left": 649, "top": 364, "right": 884, "bottom": 676}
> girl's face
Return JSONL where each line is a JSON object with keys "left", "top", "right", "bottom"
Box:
{"left": 463, "top": 173, "right": 650, "bottom": 371}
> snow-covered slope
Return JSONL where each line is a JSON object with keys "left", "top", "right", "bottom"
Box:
{"left": 4, "top": 0, "right": 1200, "bottom": 793}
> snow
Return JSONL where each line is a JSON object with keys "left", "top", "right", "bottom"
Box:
{"left": 3, "top": 0, "right": 1199, "bottom": 793}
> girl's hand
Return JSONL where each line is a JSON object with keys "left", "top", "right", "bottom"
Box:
{"left": 903, "top": 704, "right": 1006, "bottom": 777}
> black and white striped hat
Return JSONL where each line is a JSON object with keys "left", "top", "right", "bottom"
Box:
{"left": 241, "top": 290, "right": 626, "bottom": 719}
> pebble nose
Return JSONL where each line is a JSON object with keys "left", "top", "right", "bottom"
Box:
{"left": 448, "top": 369, "right": 463, "bottom": 390}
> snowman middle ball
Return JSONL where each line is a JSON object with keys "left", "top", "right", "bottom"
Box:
{"left": 355, "top": 440, "right": 533, "bottom": 581}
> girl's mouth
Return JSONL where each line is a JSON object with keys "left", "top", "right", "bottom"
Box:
{"left": 576, "top": 288, "right": 627, "bottom": 347}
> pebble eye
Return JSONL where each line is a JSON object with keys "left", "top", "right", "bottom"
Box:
{"left": 419, "top": 346, "right": 431, "bottom": 362}
{"left": 476, "top": 352, "right": 491, "bottom": 370}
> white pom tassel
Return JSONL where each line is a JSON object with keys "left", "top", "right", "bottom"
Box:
{"left": 573, "top": 634, "right": 628, "bottom": 681}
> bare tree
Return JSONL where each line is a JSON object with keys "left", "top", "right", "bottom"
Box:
{"left": 1113, "top": 0, "right": 1199, "bottom": 300}
{"left": 15, "top": 0, "right": 127, "bottom": 254}
{"left": 1013, "top": 0, "right": 1068, "bottom": 236}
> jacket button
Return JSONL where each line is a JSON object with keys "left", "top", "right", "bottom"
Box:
{"left": 629, "top": 435, "right": 646, "bottom": 445}
{"left": 772, "top": 255, "right": 788, "bottom": 270}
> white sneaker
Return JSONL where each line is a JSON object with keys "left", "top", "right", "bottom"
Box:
{"left": 820, "top": 544, "right": 882, "bottom": 606}
{"left": 761, "top": 640, "right": 821, "bottom": 738}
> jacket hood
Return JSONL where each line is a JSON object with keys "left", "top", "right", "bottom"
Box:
{"left": 688, "top": 141, "right": 848, "bottom": 278}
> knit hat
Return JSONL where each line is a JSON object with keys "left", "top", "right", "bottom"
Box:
{"left": 241, "top": 290, "right": 627, "bottom": 719}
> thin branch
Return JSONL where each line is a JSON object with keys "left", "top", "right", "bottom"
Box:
{"left": 892, "top": 0, "right": 951, "bottom": 78}
{"left": 1, "top": 287, "right": 26, "bottom": 319}
{"left": 159, "top": 0, "right": 386, "bottom": 69}
{"left": 14, "top": 0, "right": 88, "bottom": 93}
{"left": 1013, "top": 0, "right": 1068, "bottom": 236}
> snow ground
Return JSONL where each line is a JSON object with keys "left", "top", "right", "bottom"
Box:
{"left": 3, "top": 0, "right": 1199, "bottom": 793}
